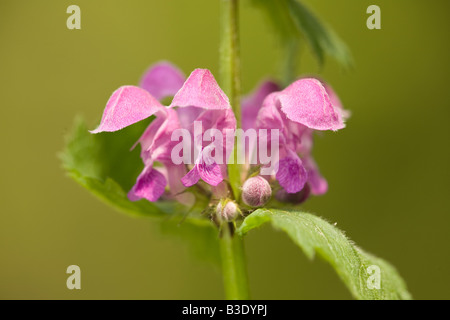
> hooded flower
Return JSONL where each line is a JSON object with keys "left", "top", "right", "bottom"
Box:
{"left": 170, "top": 68, "right": 236, "bottom": 188}
{"left": 90, "top": 62, "right": 236, "bottom": 202}
{"left": 246, "top": 77, "right": 348, "bottom": 196}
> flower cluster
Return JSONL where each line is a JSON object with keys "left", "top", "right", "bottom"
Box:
{"left": 91, "top": 62, "right": 348, "bottom": 215}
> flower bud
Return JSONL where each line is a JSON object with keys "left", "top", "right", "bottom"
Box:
{"left": 216, "top": 200, "right": 238, "bottom": 221}
{"left": 276, "top": 184, "right": 310, "bottom": 204}
{"left": 242, "top": 176, "right": 272, "bottom": 207}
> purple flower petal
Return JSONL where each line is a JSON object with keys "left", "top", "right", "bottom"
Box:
{"left": 256, "top": 93, "right": 285, "bottom": 131}
{"left": 137, "top": 108, "right": 180, "bottom": 164}
{"left": 90, "top": 86, "right": 163, "bottom": 133}
{"left": 170, "top": 69, "right": 231, "bottom": 110}
{"left": 139, "top": 61, "right": 185, "bottom": 100}
{"left": 176, "top": 106, "right": 203, "bottom": 129}
{"left": 197, "top": 161, "right": 223, "bottom": 186}
{"left": 195, "top": 108, "right": 237, "bottom": 132}
{"left": 276, "top": 152, "right": 308, "bottom": 194}
{"left": 181, "top": 147, "right": 224, "bottom": 187}
{"left": 275, "top": 184, "right": 310, "bottom": 204}
{"left": 277, "top": 78, "right": 344, "bottom": 131}
{"left": 181, "top": 166, "right": 201, "bottom": 187}
{"left": 242, "top": 80, "right": 280, "bottom": 130}
{"left": 303, "top": 156, "right": 328, "bottom": 195}
{"left": 128, "top": 166, "right": 167, "bottom": 202}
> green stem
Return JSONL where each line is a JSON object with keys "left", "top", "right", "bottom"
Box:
{"left": 219, "top": 223, "right": 250, "bottom": 299}
{"left": 219, "top": 0, "right": 241, "bottom": 128}
{"left": 218, "top": 0, "right": 249, "bottom": 299}
{"left": 220, "top": 0, "right": 242, "bottom": 201}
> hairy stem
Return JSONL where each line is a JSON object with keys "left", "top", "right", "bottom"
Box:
{"left": 218, "top": 0, "right": 249, "bottom": 300}
{"left": 219, "top": 0, "right": 241, "bottom": 128}
{"left": 220, "top": 0, "right": 242, "bottom": 202}
{"left": 219, "top": 223, "right": 250, "bottom": 299}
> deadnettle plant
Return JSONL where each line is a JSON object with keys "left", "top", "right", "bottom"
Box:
{"left": 62, "top": 0, "right": 411, "bottom": 300}
{"left": 91, "top": 62, "right": 346, "bottom": 209}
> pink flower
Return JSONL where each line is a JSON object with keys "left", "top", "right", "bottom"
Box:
{"left": 170, "top": 69, "right": 236, "bottom": 187}
{"left": 91, "top": 62, "right": 236, "bottom": 202}
{"left": 252, "top": 78, "right": 349, "bottom": 196}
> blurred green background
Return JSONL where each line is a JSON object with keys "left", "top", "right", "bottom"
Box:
{"left": 1, "top": 0, "right": 449, "bottom": 299}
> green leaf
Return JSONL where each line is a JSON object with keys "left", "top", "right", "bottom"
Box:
{"left": 250, "top": 0, "right": 352, "bottom": 68}
{"left": 237, "top": 208, "right": 412, "bottom": 300}
{"left": 250, "top": 0, "right": 299, "bottom": 42}
{"left": 61, "top": 116, "right": 169, "bottom": 217}
{"left": 287, "top": 0, "right": 352, "bottom": 67}
{"left": 61, "top": 116, "right": 149, "bottom": 190}
{"left": 60, "top": 117, "right": 220, "bottom": 264}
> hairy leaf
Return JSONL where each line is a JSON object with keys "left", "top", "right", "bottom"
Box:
{"left": 238, "top": 208, "right": 411, "bottom": 300}
{"left": 251, "top": 0, "right": 352, "bottom": 67}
